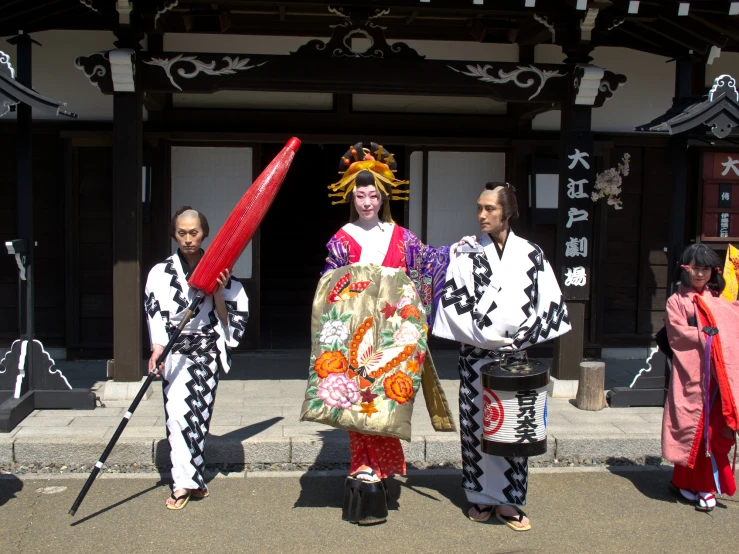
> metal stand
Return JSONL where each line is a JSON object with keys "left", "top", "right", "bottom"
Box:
{"left": 0, "top": 34, "right": 93, "bottom": 433}
{"left": 0, "top": 340, "right": 97, "bottom": 432}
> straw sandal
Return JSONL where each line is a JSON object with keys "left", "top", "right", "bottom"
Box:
{"left": 496, "top": 506, "right": 531, "bottom": 531}
{"left": 467, "top": 504, "right": 494, "bottom": 522}
{"left": 192, "top": 487, "right": 209, "bottom": 499}
{"left": 166, "top": 490, "right": 191, "bottom": 510}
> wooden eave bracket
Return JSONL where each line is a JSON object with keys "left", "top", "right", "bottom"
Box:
{"left": 572, "top": 64, "right": 627, "bottom": 106}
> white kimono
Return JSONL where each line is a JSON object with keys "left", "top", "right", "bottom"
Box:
{"left": 433, "top": 231, "right": 570, "bottom": 507}
{"left": 145, "top": 252, "right": 249, "bottom": 491}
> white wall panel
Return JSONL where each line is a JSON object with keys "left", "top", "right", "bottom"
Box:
{"left": 426, "top": 152, "right": 505, "bottom": 247}
{"left": 170, "top": 147, "right": 254, "bottom": 278}
{"left": 409, "top": 151, "right": 424, "bottom": 238}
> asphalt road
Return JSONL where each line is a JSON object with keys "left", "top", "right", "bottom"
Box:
{"left": 0, "top": 468, "right": 736, "bottom": 554}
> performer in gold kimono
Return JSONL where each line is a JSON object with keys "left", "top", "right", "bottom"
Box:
{"left": 301, "top": 142, "right": 473, "bottom": 525}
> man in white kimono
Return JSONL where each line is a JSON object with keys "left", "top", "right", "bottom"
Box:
{"left": 145, "top": 207, "right": 249, "bottom": 510}
{"left": 433, "top": 183, "right": 570, "bottom": 531}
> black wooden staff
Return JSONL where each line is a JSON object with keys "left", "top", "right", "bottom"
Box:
{"left": 68, "top": 293, "right": 204, "bottom": 516}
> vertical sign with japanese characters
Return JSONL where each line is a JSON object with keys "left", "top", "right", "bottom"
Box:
{"left": 719, "top": 184, "right": 732, "bottom": 238}
{"left": 702, "top": 152, "right": 739, "bottom": 241}
{"left": 557, "top": 135, "right": 595, "bottom": 301}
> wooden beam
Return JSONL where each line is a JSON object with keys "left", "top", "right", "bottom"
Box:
{"left": 158, "top": 108, "right": 516, "bottom": 138}
{"left": 688, "top": 13, "right": 739, "bottom": 43}
{"left": 135, "top": 53, "right": 570, "bottom": 104}
{"left": 612, "top": 24, "right": 676, "bottom": 55}
{"left": 635, "top": 20, "right": 707, "bottom": 53}
{"left": 658, "top": 14, "right": 727, "bottom": 48}
{"left": 22, "top": 3, "right": 84, "bottom": 26}
{"left": 0, "top": 0, "right": 65, "bottom": 24}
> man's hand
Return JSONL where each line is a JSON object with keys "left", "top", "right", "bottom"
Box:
{"left": 451, "top": 235, "right": 479, "bottom": 256}
{"left": 214, "top": 269, "right": 231, "bottom": 296}
{"left": 148, "top": 344, "right": 165, "bottom": 377}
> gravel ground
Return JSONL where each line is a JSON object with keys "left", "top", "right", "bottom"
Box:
{"left": 0, "top": 456, "right": 671, "bottom": 476}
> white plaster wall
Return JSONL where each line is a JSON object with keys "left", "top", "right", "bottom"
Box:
{"left": 0, "top": 30, "right": 115, "bottom": 120}
{"left": 705, "top": 52, "right": 739, "bottom": 87}
{"left": 426, "top": 152, "right": 505, "bottom": 247}
{"left": 532, "top": 46, "right": 675, "bottom": 133}
{"left": 170, "top": 147, "right": 254, "bottom": 279}
{"left": 408, "top": 151, "right": 424, "bottom": 238}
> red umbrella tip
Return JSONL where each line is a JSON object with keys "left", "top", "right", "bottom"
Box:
{"left": 286, "top": 137, "right": 301, "bottom": 152}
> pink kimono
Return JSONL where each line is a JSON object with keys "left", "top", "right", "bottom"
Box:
{"left": 662, "top": 288, "right": 739, "bottom": 494}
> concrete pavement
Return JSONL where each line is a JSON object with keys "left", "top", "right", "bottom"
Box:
{"left": 0, "top": 351, "right": 670, "bottom": 469}
{"left": 1, "top": 468, "right": 737, "bottom": 553}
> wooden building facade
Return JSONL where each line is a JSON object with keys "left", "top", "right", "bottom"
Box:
{"left": 1, "top": 1, "right": 739, "bottom": 381}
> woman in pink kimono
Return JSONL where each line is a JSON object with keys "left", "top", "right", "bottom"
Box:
{"left": 663, "top": 244, "right": 738, "bottom": 512}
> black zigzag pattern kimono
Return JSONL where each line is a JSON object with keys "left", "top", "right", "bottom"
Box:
{"left": 433, "top": 231, "right": 570, "bottom": 506}
{"left": 145, "top": 252, "right": 248, "bottom": 491}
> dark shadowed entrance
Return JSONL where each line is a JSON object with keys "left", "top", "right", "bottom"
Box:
{"left": 258, "top": 143, "right": 406, "bottom": 348}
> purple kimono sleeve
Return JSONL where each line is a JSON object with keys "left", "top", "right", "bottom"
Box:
{"left": 322, "top": 235, "right": 351, "bottom": 274}
{"left": 402, "top": 228, "right": 452, "bottom": 328}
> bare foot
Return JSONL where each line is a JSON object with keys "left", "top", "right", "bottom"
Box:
{"left": 467, "top": 504, "right": 494, "bottom": 522}
{"left": 165, "top": 488, "right": 191, "bottom": 509}
{"left": 496, "top": 505, "right": 531, "bottom": 530}
{"left": 191, "top": 488, "right": 209, "bottom": 499}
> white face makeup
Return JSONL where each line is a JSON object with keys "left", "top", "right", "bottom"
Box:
{"left": 353, "top": 185, "right": 382, "bottom": 223}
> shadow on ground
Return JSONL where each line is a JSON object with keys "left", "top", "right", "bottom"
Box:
{"left": 0, "top": 475, "right": 23, "bottom": 507}
{"left": 608, "top": 467, "right": 738, "bottom": 512}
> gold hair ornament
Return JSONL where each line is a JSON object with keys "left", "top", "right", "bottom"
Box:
{"left": 328, "top": 144, "right": 410, "bottom": 205}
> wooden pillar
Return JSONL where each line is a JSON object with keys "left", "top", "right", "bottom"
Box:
{"left": 666, "top": 58, "right": 693, "bottom": 296}
{"left": 552, "top": 63, "right": 596, "bottom": 380}
{"left": 112, "top": 90, "right": 143, "bottom": 381}
{"left": 8, "top": 33, "right": 38, "bottom": 394}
